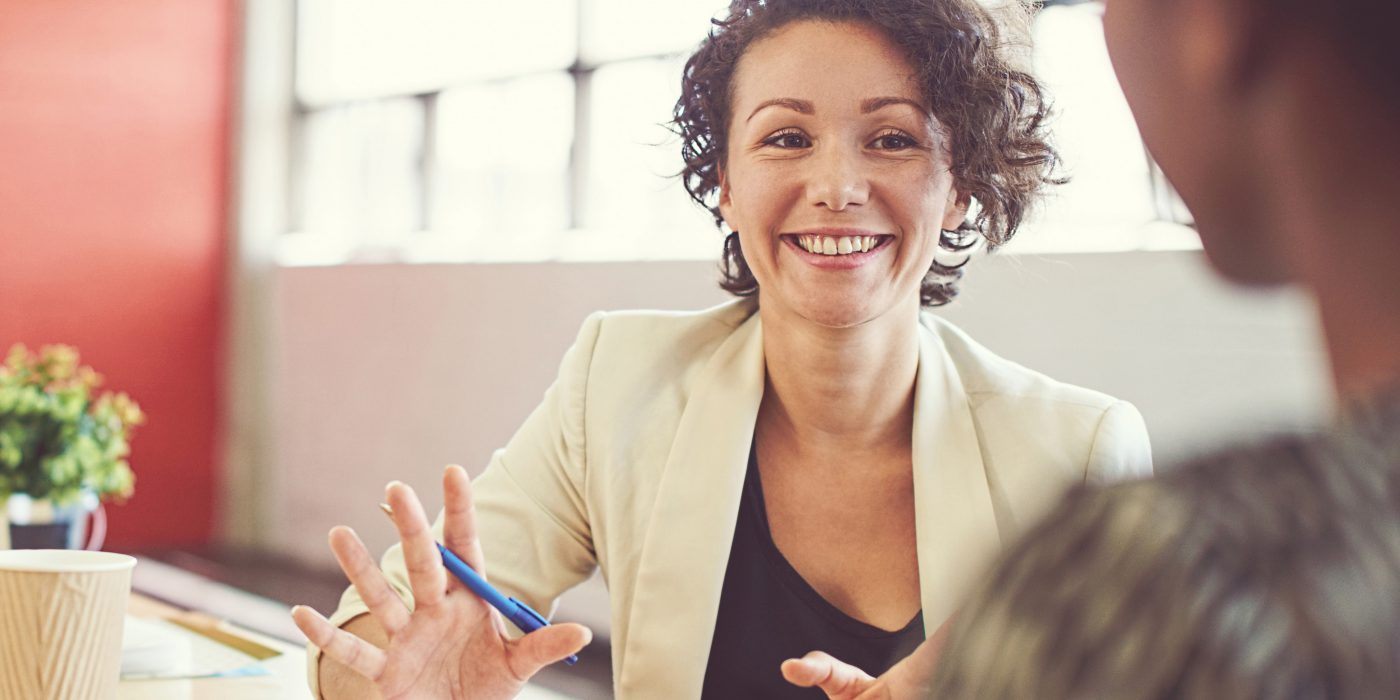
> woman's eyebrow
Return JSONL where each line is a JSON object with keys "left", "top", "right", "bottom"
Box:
{"left": 746, "top": 97, "right": 814, "bottom": 123}
{"left": 861, "top": 96, "right": 925, "bottom": 114}
{"left": 745, "top": 96, "right": 926, "bottom": 123}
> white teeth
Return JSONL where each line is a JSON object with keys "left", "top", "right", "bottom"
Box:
{"left": 796, "top": 234, "right": 882, "bottom": 255}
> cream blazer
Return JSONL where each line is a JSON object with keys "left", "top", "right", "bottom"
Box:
{"left": 310, "top": 299, "right": 1153, "bottom": 698}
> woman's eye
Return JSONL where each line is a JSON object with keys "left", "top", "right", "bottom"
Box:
{"left": 873, "top": 133, "right": 918, "bottom": 150}
{"left": 762, "top": 131, "right": 810, "bottom": 149}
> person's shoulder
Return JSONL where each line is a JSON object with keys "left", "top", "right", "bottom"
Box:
{"left": 591, "top": 298, "right": 755, "bottom": 337}
{"left": 566, "top": 298, "right": 757, "bottom": 397}
{"left": 921, "top": 311, "right": 1121, "bottom": 412}
{"left": 585, "top": 298, "right": 756, "bottom": 359}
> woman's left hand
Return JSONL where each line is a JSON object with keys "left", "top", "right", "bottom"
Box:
{"left": 780, "top": 614, "right": 954, "bottom": 700}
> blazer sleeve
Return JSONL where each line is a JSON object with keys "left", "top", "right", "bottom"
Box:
{"left": 1085, "top": 400, "right": 1154, "bottom": 484}
{"left": 308, "top": 312, "right": 605, "bottom": 695}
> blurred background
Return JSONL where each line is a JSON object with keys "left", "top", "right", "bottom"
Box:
{"left": 0, "top": 0, "right": 1329, "bottom": 696}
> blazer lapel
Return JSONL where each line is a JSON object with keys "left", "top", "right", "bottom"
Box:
{"left": 616, "top": 312, "right": 765, "bottom": 699}
{"left": 912, "top": 323, "right": 1002, "bottom": 635}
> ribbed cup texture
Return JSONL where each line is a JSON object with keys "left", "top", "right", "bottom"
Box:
{"left": 0, "top": 568, "right": 130, "bottom": 700}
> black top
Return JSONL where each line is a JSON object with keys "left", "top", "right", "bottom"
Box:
{"left": 701, "top": 448, "right": 925, "bottom": 699}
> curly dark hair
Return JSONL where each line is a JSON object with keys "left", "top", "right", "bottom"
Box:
{"left": 672, "top": 0, "right": 1062, "bottom": 307}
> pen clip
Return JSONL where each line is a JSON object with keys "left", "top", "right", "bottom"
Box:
{"left": 507, "top": 598, "right": 549, "bottom": 632}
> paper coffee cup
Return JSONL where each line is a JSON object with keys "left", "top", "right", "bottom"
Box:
{"left": 0, "top": 549, "right": 136, "bottom": 699}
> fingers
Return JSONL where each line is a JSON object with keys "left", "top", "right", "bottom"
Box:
{"left": 328, "top": 526, "right": 411, "bottom": 635}
{"left": 292, "top": 605, "right": 387, "bottom": 681}
{"left": 506, "top": 623, "right": 593, "bottom": 682}
{"left": 387, "top": 480, "right": 449, "bottom": 608}
{"left": 781, "top": 651, "right": 877, "bottom": 700}
{"left": 881, "top": 613, "right": 958, "bottom": 696}
{"left": 441, "top": 464, "right": 487, "bottom": 575}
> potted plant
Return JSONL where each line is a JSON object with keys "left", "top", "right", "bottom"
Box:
{"left": 0, "top": 344, "right": 141, "bottom": 550}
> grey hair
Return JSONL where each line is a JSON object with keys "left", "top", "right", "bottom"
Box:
{"left": 931, "top": 410, "right": 1400, "bottom": 699}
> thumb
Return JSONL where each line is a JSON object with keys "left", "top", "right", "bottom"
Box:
{"left": 781, "top": 651, "right": 878, "bottom": 700}
{"left": 507, "top": 623, "right": 592, "bottom": 679}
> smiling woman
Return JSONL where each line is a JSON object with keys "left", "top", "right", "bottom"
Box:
{"left": 715, "top": 19, "right": 979, "bottom": 330}
{"left": 297, "top": 2, "right": 1154, "bottom": 699}
{"left": 675, "top": 0, "right": 1060, "bottom": 308}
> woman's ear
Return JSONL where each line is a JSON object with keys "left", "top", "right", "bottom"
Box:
{"left": 942, "top": 189, "right": 971, "bottom": 230}
{"left": 717, "top": 167, "right": 734, "bottom": 225}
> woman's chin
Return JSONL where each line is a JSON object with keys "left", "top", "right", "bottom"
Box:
{"left": 759, "top": 285, "right": 909, "bottom": 329}
{"left": 790, "top": 300, "right": 885, "bottom": 329}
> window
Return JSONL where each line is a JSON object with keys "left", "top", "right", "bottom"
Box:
{"left": 285, "top": 0, "right": 1195, "bottom": 265}
{"left": 1011, "top": 0, "right": 1195, "bottom": 252}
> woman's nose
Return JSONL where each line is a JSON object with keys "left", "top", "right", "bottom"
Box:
{"left": 805, "top": 145, "right": 870, "bottom": 212}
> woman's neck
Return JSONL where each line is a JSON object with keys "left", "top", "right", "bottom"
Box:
{"left": 756, "top": 295, "right": 921, "bottom": 454}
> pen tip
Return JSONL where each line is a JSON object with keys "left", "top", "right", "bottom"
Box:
{"left": 379, "top": 503, "right": 395, "bottom": 518}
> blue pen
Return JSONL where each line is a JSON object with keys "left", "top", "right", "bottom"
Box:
{"left": 380, "top": 503, "right": 578, "bottom": 665}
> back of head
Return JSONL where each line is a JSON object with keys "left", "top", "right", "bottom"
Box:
{"left": 1276, "top": 0, "right": 1400, "bottom": 115}
{"left": 930, "top": 418, "right": 1400, "bottom": 699}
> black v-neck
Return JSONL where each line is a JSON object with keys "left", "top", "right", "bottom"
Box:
{"left": 700, "top": 446, "right": 924, "bottom": 699}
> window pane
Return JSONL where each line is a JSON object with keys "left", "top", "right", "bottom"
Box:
{"left": 1012, "top": 3, "right": 1160, "bottom": 251}
{"left": 582, "top": 58, "right": 718, "bottom": 258}
{"left": 432, "top": 74, "right": 573, "bottom": 240}
{"left": 580, "top": 0, "right": 721, "bottom": 63}
{"left": 297, "top": 98, "right": 424, "bottom": 245}
{"left": 298, "top": 0, "right": 577, "bottom": 105}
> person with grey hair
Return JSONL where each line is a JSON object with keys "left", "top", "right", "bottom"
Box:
{"left": 784, "top": 0, "right": 1400, "bottom": 696}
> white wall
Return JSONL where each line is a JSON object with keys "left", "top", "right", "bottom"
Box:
{"left": 262, "top": 251, "right": 1331, "bottom": 629}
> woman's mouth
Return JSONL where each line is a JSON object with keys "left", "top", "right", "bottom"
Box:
{"left": 784, "top": 233, "right": 894, "bottom": 257}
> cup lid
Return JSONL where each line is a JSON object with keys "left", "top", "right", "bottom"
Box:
{"left": 0, "top": 549, "right": 136, "bottom": 573}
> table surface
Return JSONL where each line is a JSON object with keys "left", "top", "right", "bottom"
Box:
{"left": 120, "top": 592, "right": 313, "bottom": 700}
{"left": 119, "top": 592, "right": 578, "bottom": 700}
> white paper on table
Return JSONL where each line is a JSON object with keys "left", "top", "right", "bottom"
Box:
{"left": 120, "top": 616, "right": 269, "bottom": 680}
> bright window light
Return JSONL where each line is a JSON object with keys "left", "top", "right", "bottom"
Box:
{"left": 581, "top": 57, "right": 717, "bottom": 259}
{"left": 297, "top": 98, "right": 424, "bottom": 248}
{"left": 433, "top": 74, "right": 574, "bottom": 240}
{"left": 286, "top": 0, "right": 1196, "bottom": 265}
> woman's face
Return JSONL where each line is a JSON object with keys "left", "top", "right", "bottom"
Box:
{"left": 719, "top": 20, "right": 965, "bottom": 329}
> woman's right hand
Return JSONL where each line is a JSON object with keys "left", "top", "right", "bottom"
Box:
{"left": 780, "top": 613, "right": 955, "bottom": 700}
{"left": 291, "top": 465, "right": 592, "bottom": 700}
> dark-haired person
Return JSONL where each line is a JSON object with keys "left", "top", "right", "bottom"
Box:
{"left": 790, "top": 0, "right": 1400, "bottom": 697}
{"left": 291, "top": 1, "right": 1153, "bottom": 698}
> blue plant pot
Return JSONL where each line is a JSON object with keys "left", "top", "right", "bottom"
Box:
{"left": 5, "top": 492, "right": 99, "bottom": 550}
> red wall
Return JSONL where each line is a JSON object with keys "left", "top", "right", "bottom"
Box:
{"left": 0, "top": 0, "right": 234, "bottom": 548}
